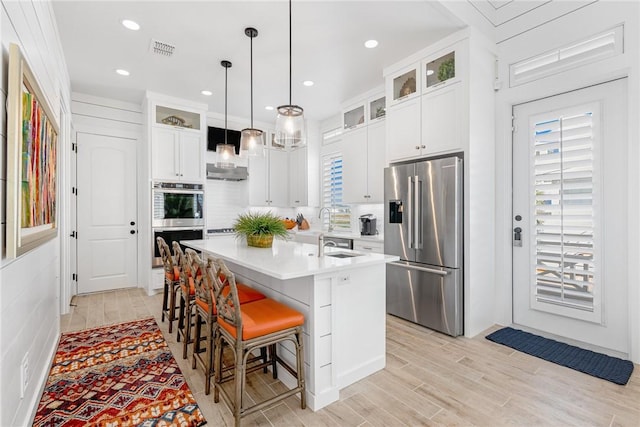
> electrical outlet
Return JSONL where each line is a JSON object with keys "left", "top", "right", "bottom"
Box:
{"left": 20, "top": 352, "right": 29, "bottom": 399}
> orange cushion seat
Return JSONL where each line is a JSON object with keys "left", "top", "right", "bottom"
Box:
{"left": 166, "top": 266, "right": 180, "bottom": 282}
{"left": 218, "top": 298, "right": 305, "bottom": 340}
{"left": 195, "top": 284, "right": 265, "bottom": 314}
{"left": 181, "top": 276, "right": 196, "bottom": 296}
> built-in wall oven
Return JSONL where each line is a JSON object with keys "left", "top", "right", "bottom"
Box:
{"left": 152, "top": 182, "right": 204, "bottom": 267}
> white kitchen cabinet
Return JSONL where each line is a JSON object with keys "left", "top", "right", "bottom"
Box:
{"left": 269, "top": 149, "right": 289, "bottom": 206}
{"left": 386, "top": 42, "right": 465, "bottom": 163}
{"left": 386, "top": 96, "right": 422, "bottom": 163}
{"left": 386, "top": 63, "right": 420, "bottom": 107}
{"left": 249, "top": 147, "right": 289, "bottom": 207}
{"left": 421, "top": 81, "right": 463, "bottom": 155}
{"left": 341, "top": 127, "right": 367, "bottom": 203}
{"left": 289, "top": 146, "right": 308, "bottom": 207}
{"left": 343, "top": 102, "right": 366, "bottom": 131}
{"left": 248, "top": 151, "right": 268, "bottom": 205}
{"left": 152, "top": 128, "right": 178, "bottom": 181}
{"left": 151, "top": 127, "right": 204, "bottom": 181}
{"left": 342, "top": 122, "right": 385, "bottom": 203}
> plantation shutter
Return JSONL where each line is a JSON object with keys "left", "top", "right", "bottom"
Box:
{"left": 532, "top": 111, "right": 597, "bottom": 311}
{"left": 321, "top": 152, "right": 350, "bottom": 231}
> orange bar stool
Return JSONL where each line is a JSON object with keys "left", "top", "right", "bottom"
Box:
{"left": 157, "top": 237, "right": 179, "bottom": 333}
{"left": 190, "top": 254, "right": 266, "bottom": 395}
{"left": 175, "top": 244, "right": 199, "bottom": 359}
{"left": 212, "top": 259, "right": 306, "bottom": 426}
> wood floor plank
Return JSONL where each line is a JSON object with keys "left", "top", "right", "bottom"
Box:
{"left": 364, "top": 370, "right": 441, "bottom": 418}
{"left": 58, "top": 289, "right": 640, "bottom": 427}
{"left": 343, "top": 393, "right": 406, "bottom": 427}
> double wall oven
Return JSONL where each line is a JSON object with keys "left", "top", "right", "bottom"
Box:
{"left": 152, "top": 182, "right": 204, "bottom": 267}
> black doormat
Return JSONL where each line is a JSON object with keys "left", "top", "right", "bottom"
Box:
{"left": 486, "top": 327, "right": 634, "bottom": 385}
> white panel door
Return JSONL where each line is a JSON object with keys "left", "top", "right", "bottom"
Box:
{"left": 512, "top": 79, "right": 628, "bottom": 354}
{"left": 77, "top": 132, "right": 137, "bottom": 294}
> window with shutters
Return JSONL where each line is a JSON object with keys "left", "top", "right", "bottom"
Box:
{"left": 321, "top": 152, "right": 351, "bottom": 231}
{"left": 531, "top": 107, "right": 599, "bottom": 312}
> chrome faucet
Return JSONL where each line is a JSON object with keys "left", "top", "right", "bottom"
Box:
{"left": 317, "top": 233, "right": 337, "bottom": 257}
{"left": 318, "top": 207, "right": 334, "bottom": 232}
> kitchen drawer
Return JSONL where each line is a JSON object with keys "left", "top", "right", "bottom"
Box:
{"left": 354, "top": 240, "right": 384, "bottom": 254}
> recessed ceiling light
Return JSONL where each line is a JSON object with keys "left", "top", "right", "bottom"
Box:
{"left": 426, "top": 69, "right": 435, "bottom": 76}
{"left": 303, "top": 80, "right": 314, "bottom": 87}
{"left": 115, "top": 69, "right": 130, "bottom": 76}
{"left": 201, "top": 90, "right": 213, "bottom": 96}
{"left": 121, "top": 19, "right": 140, "bottom": 31}
{"left": 265, "top": 105, "right": 274, "bottom": 111}
{"left": 364, "top": 39, "right": 378, "bottom": 49}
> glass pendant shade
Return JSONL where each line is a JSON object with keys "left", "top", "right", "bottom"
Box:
{"left": 216, "top": 143, "right": 236, "bottom": 168}
{"left": 240, "top": 128, "right": 265, "bottom": 157}
{"left": 274, "top": 0, "right": 305, "bottom": 148}
{"left": 275, "top": 105, "right": 305, "bottom": 148}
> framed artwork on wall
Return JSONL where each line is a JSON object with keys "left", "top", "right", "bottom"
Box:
{"left": 6, "top": 43, "right": 60, "bottom": 258}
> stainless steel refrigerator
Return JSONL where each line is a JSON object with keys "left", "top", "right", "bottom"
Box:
{"left": 384, "top": 155, "right": 463, "bottom": 336}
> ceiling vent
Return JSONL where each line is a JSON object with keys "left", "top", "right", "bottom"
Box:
{"left": 150, "top": 39, "right": 175, "bottom": 57}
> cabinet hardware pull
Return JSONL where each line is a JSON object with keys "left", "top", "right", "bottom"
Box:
{"left": 415, "top": 145, "right": 420, "bottom": 149}
{"left": 421, "top": 145, "right": 425, "bottom": 149}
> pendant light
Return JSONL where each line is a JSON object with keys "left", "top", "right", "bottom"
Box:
{"left": 216, "top": 60, "right": 237, "bottom": 168}
{"left": 275, "top": 0, "right": 305, "bottom": 149}
{"left": 240, "top": 27, "right": 265, "bottom": 157}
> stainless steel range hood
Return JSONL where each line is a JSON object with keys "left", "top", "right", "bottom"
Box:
{"left": 206, "top": 163, "right": 248, "bottom": 181}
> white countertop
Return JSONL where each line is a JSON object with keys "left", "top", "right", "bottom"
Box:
{"left": 181, "top": 236, "right": 397, "bottom": 280}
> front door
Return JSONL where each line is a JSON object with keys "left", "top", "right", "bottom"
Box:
{"left": 77, "top": 132, "right": 137, "bottom": 294}
{"left": 512, "top": 78, "right": 629, "bottom": 355}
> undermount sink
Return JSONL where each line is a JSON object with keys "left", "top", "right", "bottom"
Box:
{"left": 325, "top": 252, "right": 362, "bottom": 258}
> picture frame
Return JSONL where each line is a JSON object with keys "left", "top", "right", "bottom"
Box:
{"left": 6, "top": 43, "right": 60, "bottom": 258}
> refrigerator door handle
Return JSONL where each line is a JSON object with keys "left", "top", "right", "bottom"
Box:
{"left": 390, "top": 261, "right": 449, "bottom": 276}
{"left": 415, "top": 176, "right": 422, "bottom": 249}
{"left": 407, "top": 175, "right": 413, "bottom": 249}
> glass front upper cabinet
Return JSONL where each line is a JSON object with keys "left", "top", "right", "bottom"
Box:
{"left": 155, "top": 105, "right": 201, "bottom": 130}
{"left": 425, "top": 51, "right": 455, "bottom": 89}
{"left": 392, "top": 69, "right": 417, "bottom": 101}
{"left": 369, "top": 96, "right": 386, "bottom": 121}
{"left": 343, "top": 104, "right": 366, "bottom": 129}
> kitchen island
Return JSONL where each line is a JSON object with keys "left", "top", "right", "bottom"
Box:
{"left": 181, "top": 237, "right": 398, "bottom": 411}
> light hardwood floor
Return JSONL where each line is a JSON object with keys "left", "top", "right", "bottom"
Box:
{"left": 60, "top": 288, "right": 640, "bottom": 427}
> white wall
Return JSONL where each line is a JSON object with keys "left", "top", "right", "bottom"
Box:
{"left": 492, "top": 1, "right": 640, "bottom": 361}
{"left": 0, "top": 1, "right": 71, "bottom": 425}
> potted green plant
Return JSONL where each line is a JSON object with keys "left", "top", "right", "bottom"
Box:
{"left": 233, "top": 211, "right": 289, "bottom": 248}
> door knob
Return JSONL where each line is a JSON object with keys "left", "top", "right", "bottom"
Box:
{"left": 130, "top": 221, "right": 136, "bottom": 226}
{"left": 513, "top": 227, "right": 522, "bottom": 247}
{"left": 130, "top": 230, "right": 136, "bottom": 234}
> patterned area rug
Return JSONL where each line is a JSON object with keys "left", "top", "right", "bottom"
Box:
{"left": 33, "top": 317, "right": 206, "bottom": 426}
